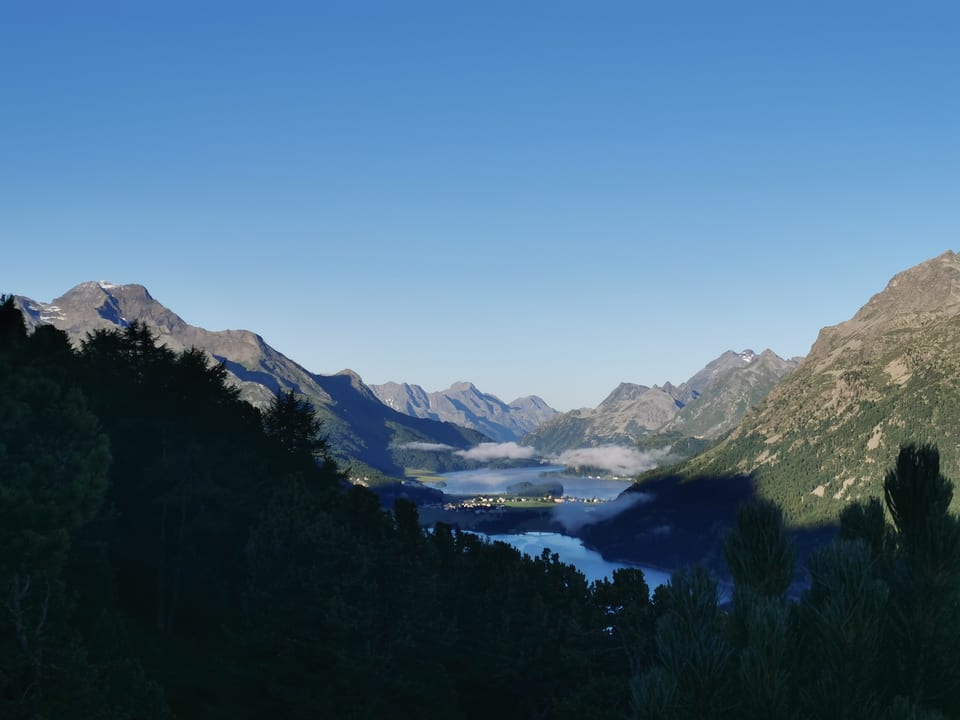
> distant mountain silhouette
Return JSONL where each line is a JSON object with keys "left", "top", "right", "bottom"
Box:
{"left": 371, "top": 380, "right": 557, "bottom": 442}
{"left": 523, "top": 349, "right": 799, "bottom": 455}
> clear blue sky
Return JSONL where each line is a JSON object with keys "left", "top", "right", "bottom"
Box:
{"left": 2, "top": 1, "right": 958, "bottom": 410}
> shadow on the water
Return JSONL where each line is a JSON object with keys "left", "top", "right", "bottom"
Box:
{"left": 576, "top": 474, "right": 838, "bottom": 581}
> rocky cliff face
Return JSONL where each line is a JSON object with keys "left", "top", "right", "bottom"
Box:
{"left": 370, "top": 380, "right": 557, "bottom": 442}
{"left": 522, "top": 349, "right": 798, "bottom": 454}
{"left": 662, "top": 350, "right": 802, "bottom": 440}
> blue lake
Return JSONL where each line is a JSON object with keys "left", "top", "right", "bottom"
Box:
{"left": 478, "top": 531, "right": 672, "bottom": 589}
{"left": 435, "top": 466, "right": 670, "bottom": 590}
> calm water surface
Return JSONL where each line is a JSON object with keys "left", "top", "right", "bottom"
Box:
{"left": 479, "top": 531, "right": 671, "bottom": 589}
{"left": 439, "top": 466, "right": 669, "bottom": 589}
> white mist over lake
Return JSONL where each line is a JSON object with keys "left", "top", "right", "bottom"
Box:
{"left": 437, "top": 464, "right": 631, "bottom": 500}
{"left": 437, "top": 466, "right": 668, "bottom": 588}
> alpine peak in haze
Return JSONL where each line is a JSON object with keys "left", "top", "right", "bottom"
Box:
{"left": 370, "top": 380, "right": 557, "bottom": 443}
{"left": 656, "top": 250, "right": 960, "bottom": 522}
{"left": 523, "top": 348, "right": 800, "bottom": 455}
{"left": 14, "top": 281, "right": 487, "bottom": 480}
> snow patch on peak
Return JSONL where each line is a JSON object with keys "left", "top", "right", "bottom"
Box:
{"left": 739, "top": 349, "right": 757, "bottom": 363}
{"left": 38, "top": 303, "right": 66, "bottom": 322}
{"left": 97, "top": 280, "right": 120, "bottom": 290}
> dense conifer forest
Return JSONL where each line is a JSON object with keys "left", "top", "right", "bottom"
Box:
{"left": 2, "top": 295, "right": 959, "bottom": 719}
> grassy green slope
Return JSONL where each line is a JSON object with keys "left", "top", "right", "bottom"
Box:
{"left": 648, "top": 310, "right": 960, "bottom": 526}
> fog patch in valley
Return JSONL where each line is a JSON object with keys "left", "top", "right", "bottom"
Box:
{"left": 554, "top": 446, "right": 671, "bottom": 476}
{"left": 455, "top": 442, "right": 537, "bottom": 462}
{"left": 552, "top": 490, "right": 654, "bottom": 533}
{"left": 394, "top": 441, "right": 456, "bottom": 452}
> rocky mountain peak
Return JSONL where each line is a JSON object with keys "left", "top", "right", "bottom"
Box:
{"left": 327, "top": 369, "right": 382, "bottom": 405}
{"left": 525, "top": 347, "right": 799, "bottom": 453}
{"left": 860, "top": 250, "right": 960, "bottom": 319}
{"left": 600, "top": 383, "right": 652, "bottom": 406}
{"left": 809, "top": 250, "right": 960, "bottom": 371}
{"left": 369, "top": 380, "right": 558, "bottom": 442}
{"left": 869, "top": 251, "right": 956, "bottom": 319}
{"left": 28, "top": 281, "right": 189, "bottom": 338}
{"left": 63, "top": 280, "right": 151, "bottom": 302}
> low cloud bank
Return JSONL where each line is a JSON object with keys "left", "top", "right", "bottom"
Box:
{"left": 552, "top": 491, "right": 654, "bottom": 533}
{"left": 394, "top": 441, "right": 455, "bottom": 452}
{"left": 555, "top": 446, "right": 671, "bottom": 476}
{"left": 455, "top": 442, "right": 538, "bottom": 462}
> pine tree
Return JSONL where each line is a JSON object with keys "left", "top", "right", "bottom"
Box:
{"left": 0, "top": 294, "right": 27, "bottom": 347}
{"left": 262, "top": 389, "right": 332, "bottom": 467}
{"left": 795, "top": 540, "right": 889, "bottom": 720}
{"left": 0, "top": 365, "right": 110, "bottom": 714}
{"left": 723, "top": 499, "right": 795, "bottom": 597}
{"left": 882, "top": 444, "right": 960, "bottom": 715}
{"left": 723, "top": 499, "right": 797, "bottom": 720}
{"left": 633, "top": 567, "right": 733, "bottom": 720}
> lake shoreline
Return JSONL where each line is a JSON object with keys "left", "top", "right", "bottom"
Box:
{"left": 377, "top": 466, "right": 823, "bottom": 584}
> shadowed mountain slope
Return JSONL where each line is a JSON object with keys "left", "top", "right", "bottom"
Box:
{"left": 15, "top": 281, "right": 486, "bottom": 479}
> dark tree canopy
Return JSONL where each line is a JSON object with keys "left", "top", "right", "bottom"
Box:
{"left": 636, "top": 442, "right": 960, "bottom": 720}
{"left": 4, "top": 295, "right": 960, "bottom": 720}
{"left": 262, "top": 388, "right": 331, "bottom": 462}
{"left": 0, "top": 294, "right": 27, "bottom": 345}
{"left": 723, "top": 499, "right": 796, "bottom": 597}
{"left": 884, "top": 443, "right": 953, "bottom": 546}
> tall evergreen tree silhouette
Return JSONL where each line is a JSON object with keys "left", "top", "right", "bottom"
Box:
{"left": 262, "top": 389, "right": 331, "bottom": 464}
{"left": 882, "top": 443, "right": 960, "bottom": 715}
{"left": 0, "top": 294, "right": 26, "bottom": 347}
{"left": 723, "top": 499, "right": 795, "bottom": 597}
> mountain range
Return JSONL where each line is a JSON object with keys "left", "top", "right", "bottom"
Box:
{"left": 18, "top": 251, "right": 960, "bottom": 570}
{"left": 14, "top": 281, "right": 488, "bottom": 480}
{"left": 645, "top": 250, "right": 960, "bottom": 523}
{"left": 14, "top": 280, "right": 807, "bottom": 485}
{"left": 370, "top": 380, "right": 557, "bottom": 442}
{"left": 523, "top": 349, "right": 801, "bottom": 454}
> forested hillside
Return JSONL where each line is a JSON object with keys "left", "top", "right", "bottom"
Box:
{"left": 2, "top": 295, "right": 959, "bottom": 719}
{"left": 643, "top": 251, "right": 960, "bottom": 525}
